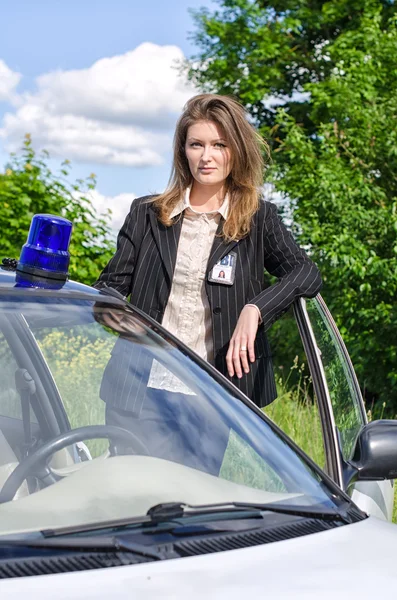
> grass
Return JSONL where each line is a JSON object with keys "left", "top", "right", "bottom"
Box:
{"left": 265, "top": 358, "right": 325, "bottom": 469}
{"left": 220, "top": 429, "right": 287, "bottom": 493}
{"left": 265, "top": 392, "right": 325, "bottom": 468}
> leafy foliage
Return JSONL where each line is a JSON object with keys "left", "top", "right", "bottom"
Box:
{"left": 0, "top": 136, "right": 114, "bottom": 284}
{"left": 186, "top": 0, "right": 397, "bottom": 408}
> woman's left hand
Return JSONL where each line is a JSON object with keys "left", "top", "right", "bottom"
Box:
{"left": 226, "top": 305, "right": 261, "bottom": 379}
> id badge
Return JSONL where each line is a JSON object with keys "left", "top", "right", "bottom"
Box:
{"left": 208, "top": 251, "right": 237, "bottom": 286}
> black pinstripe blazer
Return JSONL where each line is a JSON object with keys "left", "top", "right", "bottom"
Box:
{"left": 94, "top": 194, "right": 322, "bottom": 409}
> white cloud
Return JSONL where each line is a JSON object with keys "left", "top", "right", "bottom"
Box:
{"left": 0, "top": 43, "right": 197, "bottom": 167}
{"left": 0, "top": 59, "right": 21, "bottom": 102}
{"left": 34, "top": 43, "right": 194, "bottom": 129}
{"left": 86, "top": 189, "right": 137, "bottom": 234}
{"left": 2, "top": 109, "right": 169, "bottom": 167}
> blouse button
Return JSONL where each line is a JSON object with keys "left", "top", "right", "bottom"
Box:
{"left": 213, "top": 307, "right": 221, "bottom": 315}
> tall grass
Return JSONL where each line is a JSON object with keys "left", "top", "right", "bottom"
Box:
{"left": 266, "top": 358, "right": 325, "bottom": 468}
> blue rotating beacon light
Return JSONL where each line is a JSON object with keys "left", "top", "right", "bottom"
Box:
{"left": 16, "top": 214, "right": 73, "bottom": 288}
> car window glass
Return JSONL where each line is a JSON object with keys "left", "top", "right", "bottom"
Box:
{"left": 265, "top": 309, "right": 326, "bottom": 470}
{"left": 220, "top": 429, "right": 286, "bottom": 492}
{"left": 0, "top": 297, "right": 346, "bottom": 537}
{"left": 32, "top": 323, "right": 114, "bottom": 457}
{"left": 31, "top": 317, "right": 286, "bottom": 490}
{"left": 19, "top": 302, "right": 327, "bottom": 488}
{"left": 305, "top": 298, "right": 365, "bottom": 461}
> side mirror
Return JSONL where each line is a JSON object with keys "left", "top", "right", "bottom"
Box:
{"left": 346, "top": 420, "right": 397, "bottom": 484}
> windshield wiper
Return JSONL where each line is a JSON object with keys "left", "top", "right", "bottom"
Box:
{"left": 146, "top": 501, "right": 353, "bottom": 524}
{"left": 39, "top": 499, "right": 354, "bottom": 538}
{"left": 0, "top": 499, "right": 353, "bottom": 561}
{"left": 0, "top": 535, "right": 166, "bottom": 561}
{"left": 0, "top": 501, "right": 351, "bottom": 554}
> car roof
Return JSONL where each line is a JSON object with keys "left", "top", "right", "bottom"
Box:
{"left": 0, "top": 265, "right": 102, "bottom": 299}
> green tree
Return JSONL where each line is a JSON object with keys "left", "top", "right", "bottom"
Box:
{"left": 0, "top": 135, "right": 114, "bottom": 284}
{"left": 186, "top": 0, "right": 397, "bottom": 408}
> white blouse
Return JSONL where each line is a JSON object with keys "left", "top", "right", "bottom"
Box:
{"left": 147, "top": 189, "right": 228, "bottom": 394}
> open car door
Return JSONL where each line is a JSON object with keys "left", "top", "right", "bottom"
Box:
{"left": 294, "top": 295, "right": 394, "bottom": 521}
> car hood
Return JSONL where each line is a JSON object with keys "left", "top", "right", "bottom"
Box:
{"left": 1, "top": 516, "right": 396, "bottom": 598}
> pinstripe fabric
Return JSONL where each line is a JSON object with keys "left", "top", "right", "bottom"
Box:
{"left": 94, "top": 195, "right": 322, "bottom": 409}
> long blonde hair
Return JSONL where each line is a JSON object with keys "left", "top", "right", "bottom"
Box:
{"left": 153, "top": 94, "right": 270, "bottom": 241}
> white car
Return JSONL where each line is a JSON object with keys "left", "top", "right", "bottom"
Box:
{"left": 0, "top": 214, "right": 396, "bottom": 598}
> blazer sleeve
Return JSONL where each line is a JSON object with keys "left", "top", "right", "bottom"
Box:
{"left": 93, "top": 199, "right": 142, "bottom": 297}
{"left": 249, "top": 202, "right": 322, "bottom": 330}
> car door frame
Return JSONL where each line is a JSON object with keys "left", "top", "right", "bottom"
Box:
{"left": 293, "top": 295, "right": 344, "bottom": 487}
{"left": 293, "top": 294, "right": 394, "bottom": 520}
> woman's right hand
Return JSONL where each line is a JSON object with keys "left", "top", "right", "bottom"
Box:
{"left": 226, "top": 305, "right": 261, "bottom": 379}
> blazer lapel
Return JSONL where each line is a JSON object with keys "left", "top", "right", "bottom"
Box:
{"left": 149, "top": 207, "right": 183, "bottom": 282}
{"left": 206, "top": 219, "right": 240, "bottom": 274}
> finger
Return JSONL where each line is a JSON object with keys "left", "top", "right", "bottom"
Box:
{"left": 232, "top": 339, "right": 243, "bottom": 379}
{"left": 101, "top": 313, "right": 120, "bottom": 329}
{"left": 239, "top": 337, "right": 250, "bottom": 374}
{"left": 108, "top": 313, "right": 124, "bottom": 330}
{"left": 247, "top": 336, "right": 255, "bottom": 363}
{"left": 226, "top": 340, "right": 235, "bottom": 378}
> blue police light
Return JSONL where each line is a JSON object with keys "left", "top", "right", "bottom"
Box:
{"left": 16, "top": 214, "right": 73, "bottom": 282}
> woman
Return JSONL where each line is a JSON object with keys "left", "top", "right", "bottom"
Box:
{"left": 95, "top": 93, "right": 322, "bottom": 471}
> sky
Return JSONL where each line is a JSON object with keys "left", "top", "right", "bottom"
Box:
{"left": 0, "top": 0, "right": 217, "bottom": 232}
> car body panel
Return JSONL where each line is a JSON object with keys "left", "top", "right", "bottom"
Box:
{"left": 351, "top": 480, "right": 394, "bottom": 522}
{"left": 0, "top": 517, "right": 396, "bottom": 599}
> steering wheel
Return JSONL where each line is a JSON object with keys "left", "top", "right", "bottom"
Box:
{"left": 0, "top": 425, "right": 150, "bottom": 504}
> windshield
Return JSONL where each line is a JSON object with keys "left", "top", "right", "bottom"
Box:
{"left": 0, "top": 292, "right": 343, "bottom": 536}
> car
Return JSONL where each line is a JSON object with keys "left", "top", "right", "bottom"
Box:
{"left": 0, "top": 213, "right": 397, "bottom": 599}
